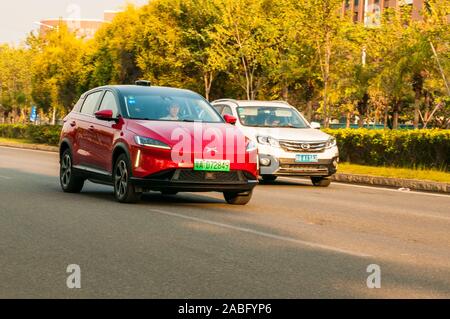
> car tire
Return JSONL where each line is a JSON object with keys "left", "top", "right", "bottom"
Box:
{"left": 60, "top": 149, "right": 84, "bottom": 193}
{"left": 261, "top": 175, "right": 278, "bottom": 182}
{"left": 223, "top": 191, "right": 253, "bottom": 205}
{"left": 113, "top": 154, "right": 142, "bottom": 203}
{"left": 311, "top": 177, "right": 332, "bottom": 187}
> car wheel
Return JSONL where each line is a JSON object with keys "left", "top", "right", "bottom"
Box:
{"left": 60, "top": 149, "right": 84, "bottom": 193}
{"left": 223, "top": 191, "right": 253, "bottom": 205}
{"left": 262, "top": 175, "right": 277, "bottom": 182}
{"left": 311, "top": 177, "right": 332, "bottom": 187}
{"left": 114, "top": 154, "right": 142, "bottom": 203}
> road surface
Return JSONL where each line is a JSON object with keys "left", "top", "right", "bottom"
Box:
{"left": 0, "top": 146, "right": 449, "bottom": 298}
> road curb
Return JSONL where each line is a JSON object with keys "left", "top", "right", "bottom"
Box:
{"left": 332, "top": 173, "right": 450, "bottom": 194}
{"left": 0, "top": 142, "right": 58, "bottom": 153}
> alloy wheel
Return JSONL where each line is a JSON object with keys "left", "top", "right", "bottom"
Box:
{"left": 61, "top": 154, "right": 72, "bottom": 188}
{"left": 115, "top": 160, "right": 128, "bottom": 198}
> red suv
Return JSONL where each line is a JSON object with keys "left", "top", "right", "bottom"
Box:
{"left": 59, "top": 82, "right": 258, "bottom": 204}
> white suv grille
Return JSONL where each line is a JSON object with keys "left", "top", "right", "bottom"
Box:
{"left": 279, "top": 140, "right": 327, "bottom": 153}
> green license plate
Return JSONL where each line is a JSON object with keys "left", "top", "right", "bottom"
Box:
{"left": 295, "top": 154, "right": 319, "bottom": 163}
{"left": 194, "top": 159, "right": 231, "bottom": 172}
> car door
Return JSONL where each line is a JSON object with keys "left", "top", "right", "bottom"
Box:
{"left": 76, "top": 90, "right": 104, "bottom": 168}
{"left": 90, "top": 90, "right": 121, "bottom": 173}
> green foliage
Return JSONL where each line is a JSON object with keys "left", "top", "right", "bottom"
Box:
{"left": 324, "top": 129, "right": 450, "bottom": 170}
{"left": 0, "top": 0, "right": 448, "bottom": 129}
{"left": 0, "top": 124, "right": 61, "bottom": 145}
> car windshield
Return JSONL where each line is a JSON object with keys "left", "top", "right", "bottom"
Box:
{"left": 123, "top": 92, "right": 223, "bottom": 123}
{"left": 237, "top": 106, "right": 309, "bottom": 128}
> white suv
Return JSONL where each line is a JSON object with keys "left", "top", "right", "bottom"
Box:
{"left": 211, "top": 99, "right": 339, "bottom": 187}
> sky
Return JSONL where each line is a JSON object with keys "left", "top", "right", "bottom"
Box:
{"left": 0, "top": 0, "right": 148, "bottom": 44}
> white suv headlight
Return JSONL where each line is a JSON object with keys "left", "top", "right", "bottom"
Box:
{"left": 326, "top": 137, "right": 337, "bottom": 149}
{"left": 134, "top": 136, "right": 171, "bottom": 150}
{"left": 257, "top": 136, "right": 280, "bottom": 148}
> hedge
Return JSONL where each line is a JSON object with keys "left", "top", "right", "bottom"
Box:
{"left": 0, "top": 125, "right": 449, "bottom": 170}
{"left": 0, "top": 124, "right": 61, "bottom": 146}
{"left": 324, "top": 129, "right": 450, "bottom": 171}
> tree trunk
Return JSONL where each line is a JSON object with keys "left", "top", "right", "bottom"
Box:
{"left": 204, "top": 72, "right": 212, "bottom": 102}
{"left": 412, "top": 73, "right": 423, "bottom": 129}
{"left": 393, "top": 112, "right": 399, "bottom": 130}
{"left": 52, "top": 107, "right": 57, "bottom": 125}
{"left": 392, "top": 104, "right": 399, "bottom": 130}
{"left": 346, "top": 112, "right": 351, "bottom": 128}
{"left": 413, "top": 98, "right": 420, "bottom": 129}
{"left": 282, "top": 84, "right": 289, "bottom": 101}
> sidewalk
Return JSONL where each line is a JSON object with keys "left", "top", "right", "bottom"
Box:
{"left": 1, "top": 140, "right": 448, "bottom": 194}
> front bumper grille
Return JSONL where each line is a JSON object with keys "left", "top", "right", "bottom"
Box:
{"left": 172, "top": 170, "right": 247, "bottom": 184}
{"left": 279, "top": 140, "right": 327, "bottom": 153}
{"left": 278, "top": 164, "right": 330, "bottom": 175}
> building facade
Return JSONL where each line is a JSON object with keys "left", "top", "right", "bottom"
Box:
{"left": 342, "top": 0, "right": 425, "bottom": 26}
{"left": 39, "top": 11, "right": 119, "bottom": 40}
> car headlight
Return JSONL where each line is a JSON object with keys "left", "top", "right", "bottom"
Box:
{"left": 246, "top": 140, "right": 257, "bottom": 152}
{"left": 326, "top": 137, "right": 337, "bottom": 149}
{"left": 134, "top": 136, "right": 171, "bottom": 150}
{"left": 257, "top": 136, "right": 280, "bottom": 148}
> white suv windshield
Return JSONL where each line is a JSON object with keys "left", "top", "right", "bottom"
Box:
{"left": 237, "top": 106, "right": 308, "bottom": 128}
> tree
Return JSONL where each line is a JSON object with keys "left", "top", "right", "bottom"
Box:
{"left": 295, "top": 0, "right": 352, "bottom": 128}
{"left": 28, "top": 24, "right": 85, "bottom": 124}
{"left": 0, "top": 45, "right": 33, "bottom": 123}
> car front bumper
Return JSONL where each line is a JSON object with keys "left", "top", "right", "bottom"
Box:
{"left": 258, "top": 146, "right": 339, "bottom": 177}
{"left": 130, "top": 169, "right": 258, "bottom": 193}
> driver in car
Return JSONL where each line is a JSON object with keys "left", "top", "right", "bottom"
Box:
{"left": 161, "top": 103, "right": 181, "bottom": 121}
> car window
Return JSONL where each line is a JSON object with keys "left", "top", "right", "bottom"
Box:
{"left": 213, "top": 105, "right": 223, "bottom": 114}
{"left": 98, "top": 91, "right": 119, "bottom": 117}
{"left": 81, "top": 91, "right": 103, "bottom": 115}
{"left": 222, "top": 106, "right": 233, "bottom": 116}
{"left": 237, "top": 106, "right": 308, "bottom": 128}
{"left": 123, "top": 93, "right": 223, "bottom": 123}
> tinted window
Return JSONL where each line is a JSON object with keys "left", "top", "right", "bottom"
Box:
{"left": 222, "top": 106, "right": 233, "bottom": 116}
{"left": 81, "top": 91, "right": 103, "bottom": 115}
{"left": 237, "top": 106, "right": 308, "bottom": 128}
{"left": 213, "top": 105, "right": 224, "bottom": 114}
{"left": 123, "top": 92, "right": 223, "bottom": 123}
{"left": 98, "top": 91, "right": 119, "bottom": 117}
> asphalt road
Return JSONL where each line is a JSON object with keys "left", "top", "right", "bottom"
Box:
{"left": 0, "top": 146, "right": 449, "bottom": 298}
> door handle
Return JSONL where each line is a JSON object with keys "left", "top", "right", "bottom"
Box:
{"left": 89, "top": 125, "right": 95, "bottom": 131}
{"left": 70, "top": 121, "right": 76, "bottom": 127}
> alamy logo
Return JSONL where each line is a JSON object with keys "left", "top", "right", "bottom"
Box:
{"left": 66, "top": 264, "right": 81, "bottom": 289}
{"left": 366, "top": 264, "right": 381, "bottom": 289}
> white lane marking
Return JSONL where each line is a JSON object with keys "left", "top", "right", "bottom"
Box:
{"left": 0, "top": 175, "right": 12, "bottom": 179}
{"left": 149, "top": 208, "right": 371, "bottom": 258}
{"left": 280, "top": 177, "right": 450, "bottom": 199}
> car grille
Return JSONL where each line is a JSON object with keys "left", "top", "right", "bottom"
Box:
{"left": 172, "top": 170, "right": 245, "bottom": 183}
{"left": 278, "top": 164, "right": 329, "bottom": 175}
{"left": 279, "top": 140, "right": 327, "bottom": 153}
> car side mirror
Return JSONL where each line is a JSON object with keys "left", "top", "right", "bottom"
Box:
{"left": 311, "top": 122, "right": 321, "bottom": 129}
{"left": 95, "top": 109, "right": 115, "bottom": 121}
{"left": 223, "top": 114, "right": 237, "bottom": 125}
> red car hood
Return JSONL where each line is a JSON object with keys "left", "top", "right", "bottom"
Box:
{"left": 127, "top": 120, "right": 247, "bottom": 150}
